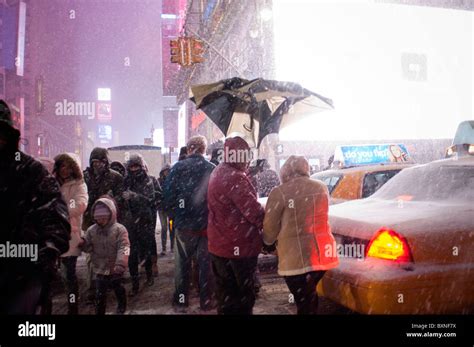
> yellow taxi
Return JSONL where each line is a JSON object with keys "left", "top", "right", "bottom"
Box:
{"left": 317, "top": 155, "right": 474, "bottom": 314}
{"left": 312, "top": 164, "right": 412, "bottom": 204}
{"left": 312, "top": 144, "right": 413, "bottom": 204}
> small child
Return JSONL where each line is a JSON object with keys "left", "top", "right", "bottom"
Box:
{"left": 81, "top": 196, "right": 130, "bottom": 315}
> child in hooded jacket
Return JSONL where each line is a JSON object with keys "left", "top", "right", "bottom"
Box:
{"left": 81, "top": 196, "right": 130, "bottom": 315}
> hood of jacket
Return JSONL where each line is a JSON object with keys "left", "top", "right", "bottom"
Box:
{"left": 53, "top": 152, "right": 83, "bottom": 180}
{"left": 126, "top": 153, "right": 149, "bottom": 181}
{"left": 89, "top": 147, "right": 110, "bottom": 167}
{"left": 280, "top": 155, "right": 310, "bottom": 184}
{"left": 110, "top": 161, "right": 126, "bottom": 177}
{"left": 126, "top": 153, "right": 147, "bottom": 170}
{"left": 223, "top": 136, "right": 252, "bottom": 172}
{"left": 91, "top": 197, "right": 117, "bottom": 227}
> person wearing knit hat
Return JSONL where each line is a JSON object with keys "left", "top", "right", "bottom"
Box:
{"left": 93, "top": 203, "right": 112, "bottom": 225}
{"left": 0, "top": 100, "right": 70, "bottom": 314}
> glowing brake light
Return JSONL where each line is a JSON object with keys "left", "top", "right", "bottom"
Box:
{"left": 366, "top": 228, "right": 412, "bottom": 262}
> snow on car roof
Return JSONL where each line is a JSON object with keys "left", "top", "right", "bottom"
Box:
{"left": 414, "top": 155, "right": 474, "bottom": 168}
{"left": 313, "top": 163, "right": 413, "bottom": 177}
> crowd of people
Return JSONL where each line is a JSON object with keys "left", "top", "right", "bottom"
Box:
{"left": 0, "top": 99, "right": 339, "bottom": 315}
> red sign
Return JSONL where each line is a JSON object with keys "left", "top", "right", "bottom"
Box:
{"left": 191, "top": 110, "right": 206, "bottom": 130}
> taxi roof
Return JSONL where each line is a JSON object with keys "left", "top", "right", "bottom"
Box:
{"left": 313, "top": 163, "right": 413, "bottom": 177}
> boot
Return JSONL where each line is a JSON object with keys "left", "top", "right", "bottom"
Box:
{"left": 151, "top": 255, "right": 159, "bottom": 277}
{"left": 95, "top": 294, "right": 106, "bottom": 315}
{"left": 146, "top": 274, "right": 154, "bottom": 287}
{"left": 116, "top": 290, "right": 127, "bottom": 314}
{"left": 129, "top": 278, "right": 139, "bottom": 297}
{"left": 146, "top": 266, "right": 154, "bottom": 286}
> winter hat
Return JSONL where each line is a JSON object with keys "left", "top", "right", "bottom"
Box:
{"left": 93, "top": 203, "right": 111, "bottom": 218}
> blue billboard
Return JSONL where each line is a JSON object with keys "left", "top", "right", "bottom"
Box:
{"left": 335, "top": 144, "right": 411, "bottom": 167}
{"left": 0, "top": 4, "right": 18, "bottom": 71}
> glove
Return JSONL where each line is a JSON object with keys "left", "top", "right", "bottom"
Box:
{"left": 122, "top": 191, "right": 137, "bottom": 201}
{"left": 262, "top": 242, "right": 277, "bottom": 254}
{"left": 113, "top": 264, "right": 126, "bottom": 276}
{"left": 78, "top": 237, "right": 85, "bottom": 248}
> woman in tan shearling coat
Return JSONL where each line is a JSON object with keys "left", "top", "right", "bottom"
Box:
{"left": 263, "top": 155, "right": 339, "bottom": 314}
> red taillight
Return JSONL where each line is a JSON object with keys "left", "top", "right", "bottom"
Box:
{"left": 366, "top": 228, "right": 412, "bottom": 262}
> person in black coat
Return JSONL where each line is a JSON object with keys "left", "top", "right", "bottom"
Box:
{"left": 124, "top": 153, "right": 157, "bottom": 294}
{"left": 0, "top": 100, "right": 70, "bottom": 314}
{"left": 82, "top": 147, "right": 129, "bottom": 302}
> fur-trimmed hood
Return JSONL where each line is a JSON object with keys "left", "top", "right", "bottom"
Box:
{"left": 53, "top": 152, "right": 83, "bottom": 180}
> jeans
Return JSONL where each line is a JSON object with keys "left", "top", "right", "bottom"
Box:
{"left": 95, "top": 274, "right": 126, "bottom": 315}
{"left": 60, "top": 256, "right": 79, "bottom": 314}
{"left": 284, "top": 271, "right": 326, "bottom": 315}
{"left": 211, "top": 254, "right": 258, "bottom": 315}
{"left": 173, "top": 229, "right": 212, "bottom": 308}
{"left": 159, "top": 211, "right": 174, "bottom": 252}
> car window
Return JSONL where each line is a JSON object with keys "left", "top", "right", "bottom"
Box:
{"left": 372, "top": 165, "right": 474, "bottom": 202}
{"left": 362, "top": 170, "right": 401, "bottom": 198}
{"left": 312, "top": 174, "right": 343, "bottom": 194}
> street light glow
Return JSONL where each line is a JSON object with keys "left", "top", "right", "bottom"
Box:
{"left": 273, "top": 1, "right": 473, "bottom": 141}
{"left": 97, "top": 88, "right": 111, "bottom": 101}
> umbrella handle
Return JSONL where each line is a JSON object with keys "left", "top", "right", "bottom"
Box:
{"left": 243, "top": 115, "right": 254, "bottom": 132}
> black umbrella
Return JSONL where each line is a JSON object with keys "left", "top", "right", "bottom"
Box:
{"left": 190, "top": 77, "right": 334, "bottom": 147}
